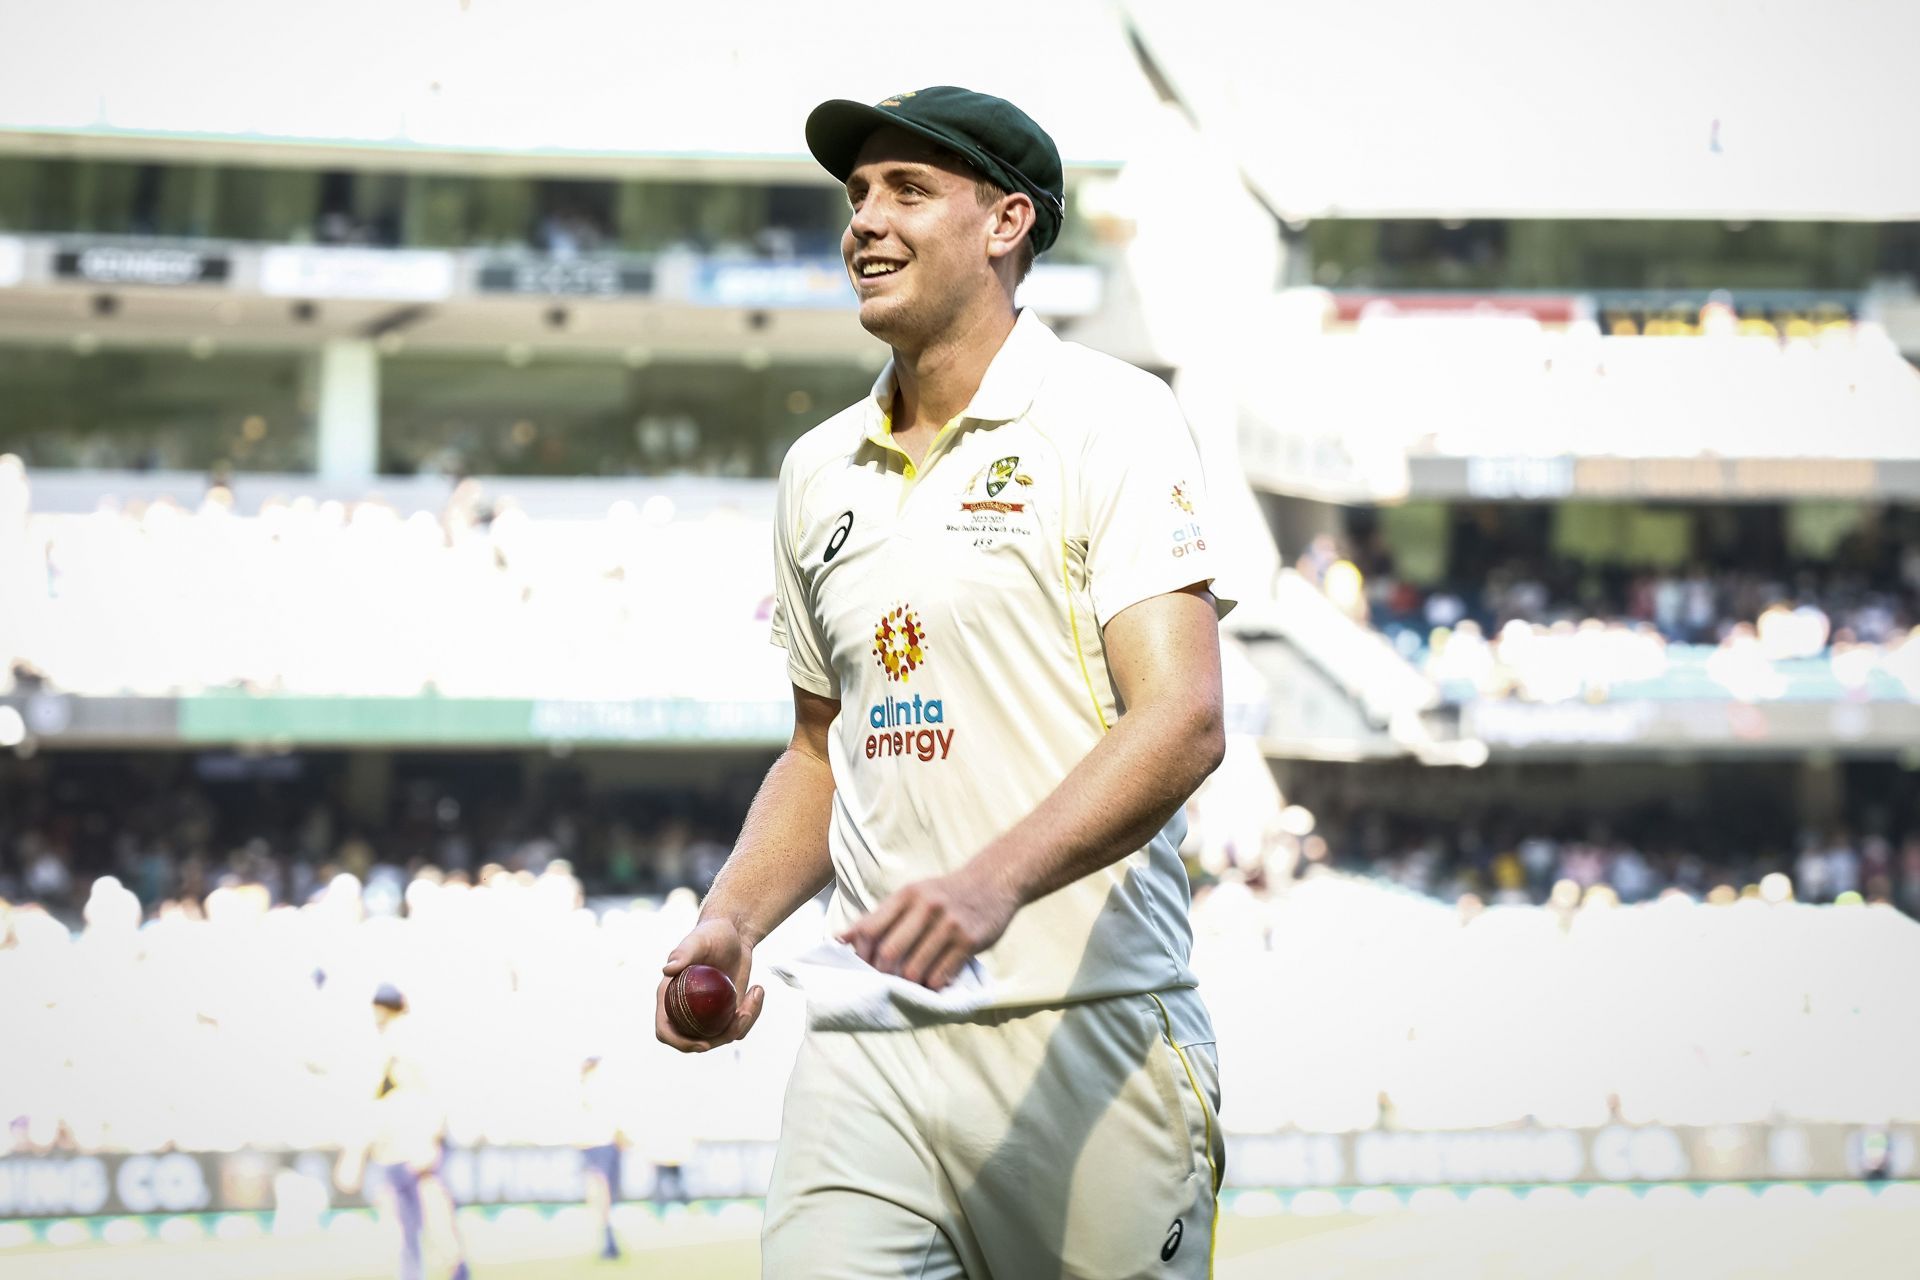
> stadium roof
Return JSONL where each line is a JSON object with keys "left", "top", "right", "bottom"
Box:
{"left": 0, "top": 0, "right": 1161, "bottom": 177}
{"left": 6, "top": 2, "right": 1916, "bottom": 218}
{"left": 1121, "top": 0, "right": 1920, "bottom": 221}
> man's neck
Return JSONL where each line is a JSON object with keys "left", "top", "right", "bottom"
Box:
{"left": 889, "top": 305, "right": 1019, "bottom": 441}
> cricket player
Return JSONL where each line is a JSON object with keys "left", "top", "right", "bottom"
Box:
{"left": 658, "top": 85, "right": 1229, "bottom": 1278}
{"left": 576, "top": 1055, "right": 624, "bottom": 1260}
{"left": 337, "top": 985, "right": 472, "bottom": 1280}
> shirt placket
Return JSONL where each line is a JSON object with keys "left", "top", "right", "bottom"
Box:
{"left": 865, "top": 414, "right": 974, "bottom": 513}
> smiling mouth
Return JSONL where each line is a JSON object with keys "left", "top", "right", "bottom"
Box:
{"left": 856, "top": 260, "right": 905, "bottom": 284}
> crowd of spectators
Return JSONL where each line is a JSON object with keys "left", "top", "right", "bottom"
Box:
{"left": 4, "top": 733, "right": 1918, "bottom": 1155}
{"left": 1295, "top": 527, "right": 1920, "bottom": 704}
{"left": 14, "top": 743, "right": 1915, "bottom": 942}
{"left": 6, "top": 847, "right": 1916, "bottom": 1159}
{"left": 301, "top": 173, "right": 846, "bottom": 262}
{"left": 1175, "top": 754, "right": 1920, "bottom": 922}
{"left": 0, "top": 757, "right": 782, "bottom": 1159}
{"left": 0, "top": 751, "right": 756, "bottom": 926}
{"left": 1191, "top": 871, "right": 1920, "bottom": 1134}
{"left": 1389, "top": 561, "right": 1920, "bottom": 651}
{"left": 0, "top": 861, "right": 806, "bottom": 1159}
{"left": 1417, "top": 613, "right": 1920, "bottom": 704}
{"left": 1321, "top": 823, "right": 1920, "bottom": 920}
{"left": 0, "top": 457, "right": 784, "bottom": 701}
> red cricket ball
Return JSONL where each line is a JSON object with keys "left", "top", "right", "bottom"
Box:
{"left": 666, "top": 964, "right": 738, "bottom": 1040}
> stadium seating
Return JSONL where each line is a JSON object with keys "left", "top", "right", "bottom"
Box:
{"left": 1, "top": 465, "right": 785, "bottom": 701}
{"left": 1264, "top": 308, "right": 1920, "bottom": 462}
{"left": 5, "top": 869, "right": 1916, "bottom": 1161}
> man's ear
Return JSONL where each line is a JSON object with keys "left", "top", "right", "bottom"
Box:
{"left": 986, "top": 191, "right": 1036, "bottom": 262}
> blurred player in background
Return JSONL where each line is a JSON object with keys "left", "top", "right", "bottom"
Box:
{"left": 659, "top": 86, "right": 1230, "bottom": 1278}
{"left": 576, "top": 1055, "right": 624, "bottom": 1261}
{"left": 336, "top": 984, "right": 472, "bottom": 1280}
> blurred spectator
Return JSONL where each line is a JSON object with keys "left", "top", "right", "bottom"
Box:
{"left": 536, "top": 207, "right": 607, "bottom": 258}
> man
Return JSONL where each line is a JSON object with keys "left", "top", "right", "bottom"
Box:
{"left": 337, "top": 985, "right": 471, "bottom": 1280}
{"left": 658, "top": 85, "right": 1229, "bottom": 1279}
{"left": 576, "top": 1055, "right": 625, "bottom": 1260}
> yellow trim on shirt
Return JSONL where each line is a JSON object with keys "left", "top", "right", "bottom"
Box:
{"left": 1149, "top": 992, "right": 1220, "bottom": 1279}
{"left": 1060, "top": 535, "right": 1109, "bottom": 734}
{"left": 866, "top": 414, "right": 913, "bottom": 476}
{"left": 869, "top": 413, "right": 962, "bottom": 495}
{"left": 1027, "top": 421, "right": 1109, "bottom": 734}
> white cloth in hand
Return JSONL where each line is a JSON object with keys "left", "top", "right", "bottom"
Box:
{"left": 771, "top": 939, "right": 996, "bottom": 1031}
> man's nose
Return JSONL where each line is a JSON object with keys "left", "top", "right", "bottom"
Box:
{"left": 849, "top": 194, "right": 886, "bottom": 240}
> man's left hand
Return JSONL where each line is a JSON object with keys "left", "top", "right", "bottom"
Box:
{"left": 839, "top": 867, "right": 1019, "bottom": 990}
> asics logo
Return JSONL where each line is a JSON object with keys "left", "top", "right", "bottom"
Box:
{"left": 823, "top": 511, "right": 853, "bottom": 563}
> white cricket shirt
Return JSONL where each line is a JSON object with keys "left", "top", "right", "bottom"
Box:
{"left": 771, "top": 309, "right": 1232, "bottom": 1011}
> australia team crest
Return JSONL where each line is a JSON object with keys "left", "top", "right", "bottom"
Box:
{"left": 962, "top": 456, "right": 1033, "bottom": 513}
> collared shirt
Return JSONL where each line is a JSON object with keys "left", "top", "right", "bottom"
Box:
{"left": 771, "top": 309, "right": 1231, "bottom": 1010}
{"left": 367, "top": 1022, "right": 443, "bottom": 1169}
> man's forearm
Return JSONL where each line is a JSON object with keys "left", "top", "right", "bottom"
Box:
{"left": 698, "top": 744, "right": 838, "bottom": 946}
{"left": 970, "top": 697, "right": 1223, "bottom": 908}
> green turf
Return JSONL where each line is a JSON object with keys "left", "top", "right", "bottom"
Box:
{"left": 4, "top": 1187, "right": 1915, "bottom": 1278}
{"left": 0, "top": 1206, "right": 763, "bottom": 1280}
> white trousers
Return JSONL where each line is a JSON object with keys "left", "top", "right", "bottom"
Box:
{"left": 762, "top": 988, "right": 1223, "bottom": 1280}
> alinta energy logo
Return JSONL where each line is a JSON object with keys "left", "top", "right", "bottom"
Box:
{"left": 867, "top": 604, "right": 954, "bottom": 762}
{"left": 1169, "top": 479, "right": 1206, "bottom": 558}
{"left": 872, "top": 604, "right": 927, "bottom": 683}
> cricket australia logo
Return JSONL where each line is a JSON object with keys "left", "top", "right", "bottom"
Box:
{"left": 987, "top": 455, "right": 1019, "bottom": 497}
{"left": 871, "top": 604, "right": 927, "bottom": 683}
{"left": 961, "top": 456, "right": 1033, "bottom": 514}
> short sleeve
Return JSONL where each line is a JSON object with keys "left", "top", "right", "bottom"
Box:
{"left": 770, "top": 456, "right": 839, "bottom": 698}
{"left": 1080, "top": 379, "right": 1235, "bottom": 628}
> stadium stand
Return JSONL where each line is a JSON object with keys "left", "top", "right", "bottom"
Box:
{"left": 1200, "top": 874, "right": 1920, "bottom": 1133}
{"left": 0, "top": 748, "right": 755, "bottom": 914}
{"left": 0, "top": 865, "right": 810, "bottom": 1157}
{"left": 1, "top": 457, "right": 784, "bottom": 701}
{"left": 4, "top": 865, "right": 1916, "bottom": 1168}
{"left": 1315, "top": 814, "right": 1920, "bottom": 917}
{"left": 1287, "top": 507, "right": 1920, "bottom": 706}
{"left": 1258, "top": 303, "right": 1920, "bottom": 466}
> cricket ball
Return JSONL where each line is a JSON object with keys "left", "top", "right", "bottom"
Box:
{"left": 667, "top": 964, "right": 738, "bottom": 1040}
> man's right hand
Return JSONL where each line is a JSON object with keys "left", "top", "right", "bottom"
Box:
{"left": 656, "top": 917, "right": 767, "bottom": 1053}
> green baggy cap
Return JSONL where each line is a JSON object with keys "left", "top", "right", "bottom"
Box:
{"left": 805, "top": 85, "right": 1065, "bottom": 253}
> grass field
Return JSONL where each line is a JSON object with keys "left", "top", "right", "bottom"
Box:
{"left": 4, "top": 1185, "right": 1915, "bottom": 1279}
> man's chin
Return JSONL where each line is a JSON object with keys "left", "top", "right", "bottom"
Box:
{"left": 856, "top": 295, "right": 914, "bottom": 343}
